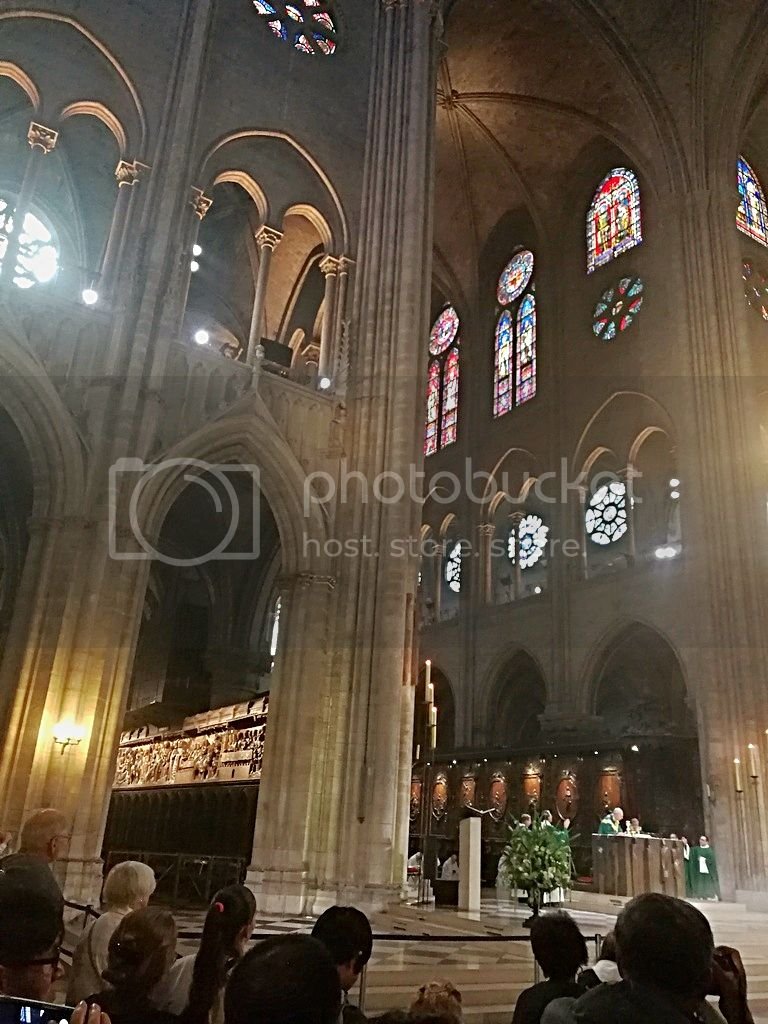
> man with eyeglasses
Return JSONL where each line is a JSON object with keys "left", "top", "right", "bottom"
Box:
{"left": 0, "top": 859, "right": 64, "bottom": 1000}
{"left": 0, "top": 808, "right": 69, "bottom": 911}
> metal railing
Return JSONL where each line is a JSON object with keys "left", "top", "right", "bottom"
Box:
{"left": 103, "top": 851, "right": 246, "bottom": 907}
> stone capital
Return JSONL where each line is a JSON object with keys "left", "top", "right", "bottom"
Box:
{"left": 27, "top": 122, "right": 58, "bottom": 154}
{"left": 190, "top": 187, "right": 213, "bottom": 220}
{"left": 255, "top": 225, "right": 283, "bottom": 251}
{"left": 115, "top": 159, "right": 149, "bottom": 188}
{"left": 477, "top": 523, "right": 495, "bottom": 538}
{"left": 319, "top": 255, "right": 340, "bottom": 277}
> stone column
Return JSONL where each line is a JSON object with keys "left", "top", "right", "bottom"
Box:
{"left": 317, "top": 256, "right": 340, "bottom": 383}
{"left": 308, "top": 0, "right": 444, "bottom": 909}
{"left": 662, "top": 182, "right": 768, "bottom": 896}
{"left": 1, "top": 122, "right": 57, "bottom": 294}
{"left": 247, "top": 572, "right": 336, "bottom": 913}
{"left": 477, "top": 523, "right": 494, "bottom": 605}
{"left": 331, "top": 257, "right": 353, "bottom": 391}
{"left": 99, "top": 159, "right": 148, "bottom": 298}
{"left": 246, "top": 226, "right": 283, "bottom": 367}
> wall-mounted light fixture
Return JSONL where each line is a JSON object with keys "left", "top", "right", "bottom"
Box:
{"left": 52, "top": 720, "right": 85, "bottom": 754}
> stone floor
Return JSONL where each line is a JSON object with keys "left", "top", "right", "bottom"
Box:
{"left": 65, "top": 891, "right": 768, "bottom": 1022}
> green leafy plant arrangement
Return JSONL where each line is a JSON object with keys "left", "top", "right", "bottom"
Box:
{"left": 498, "top": 817, "right": 573, "bottom": 921}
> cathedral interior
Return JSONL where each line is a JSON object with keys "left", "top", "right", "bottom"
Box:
{"left": 1, "top": 0, "right": 768, "bottom": 913}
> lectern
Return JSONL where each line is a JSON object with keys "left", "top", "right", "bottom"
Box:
{"left": 592, "top": 834, "right": 685, "bottom": 897}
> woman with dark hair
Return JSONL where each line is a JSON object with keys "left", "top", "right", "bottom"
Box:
{"left": 154, "top": 884, "right": 256, "bottom": 1024}
{"left": 88, "top": 906, "right": 178, "bottom": 1024}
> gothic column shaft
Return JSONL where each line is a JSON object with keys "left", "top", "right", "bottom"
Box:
{"left": 246, "top": 227, "right": 283, "bottom": 367}
{"left": 100, "top": 161, "right": 147, "bottom": 298}
{"left": 1, "top": 122, "right": 57, "bottom": 294}
{"left": 317, "top": 256, "right": 339, "bottom": 381}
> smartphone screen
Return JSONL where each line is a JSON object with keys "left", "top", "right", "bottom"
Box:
{"left": 0, "top": 997, "right": 74, "bottom": 1024}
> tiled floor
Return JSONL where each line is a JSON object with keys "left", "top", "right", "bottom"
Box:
{"left": 67, "top": 893, "right": 768, "bottom": 1023}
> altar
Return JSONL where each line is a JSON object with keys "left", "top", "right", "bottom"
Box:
{"left": 592, "top": 834, "right": 685, "bottom": 898}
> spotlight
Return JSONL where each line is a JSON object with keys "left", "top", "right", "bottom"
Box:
{"left": 631, "top": 744, "right": 639, "bottom": 752}
{"left": 192, "top": 243, "right": 203, "bottom": 257}
{"left": 670, "top": 490, "right": 680, "bottom": 500}
{"left": 81, "top": 288, "right": 98, "bottom": 306}
{"left": 319, "top": 376, "right": 332, "bottom": 391}
{"left": 593, "top": 750, "right": 599, "bottom": 756}
{"left": 669, "top": 478, "right": 680, "bottom": 488}
{"left": 194, "top": 329, "right": 209, "bottom": 345}
{"left": 190, "top": 260, "right": 200, "bottom": 273}
{"left": 534, "top": 586, "right": 542, "bottom": 594}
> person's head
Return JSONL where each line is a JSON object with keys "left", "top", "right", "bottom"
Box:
{"left": 700, "top": 835, "right": 709, "bottom": 847}
{"left": 520, "top": 814, "right": 532, "bottom": 827}
{"left": 410, "top": 980, "right": 463, "bottom": 1024}
{"left": 311, "top": 905, "right": 373, "bottom": 992}
{"left": 103, "top": 861, "right": 157, "bottom": 912}
{"left": 104, "top": 906, "right": 177, "bottom": 998}
{"left": 669, "top": 833, "right": 678, "bottom": 840}
{"left": 0, "top": 859, "right": 64, "bottom": 999}
{"left": 18, "top": 809, "right": 69, "bottom": 863}
{"left": 612, "top": 807, "right": 624, "bottom": 822}
{"left": 225, "top": 935, "right": 341, "bottom": 1024}
{"left": 541, "top": 810, "right": 552, "bottom": 823}
{"left": 529, "top": 911, "right": 589, "bottom": 982}
{"left": 615, "top": 894, "right": 713, "bottom": 1009}
{"left": 630, "top": 818, "right": 639, "bottom": 827}
{"left": 599, "top": 931, "right": 617, "bottom": 963}
{"left": 183, "top": 885, "right": 257, "bottom": 1024}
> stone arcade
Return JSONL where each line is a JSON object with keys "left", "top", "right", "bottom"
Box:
{"left": 0, "top": 0, "right": 767, "bottom": 913}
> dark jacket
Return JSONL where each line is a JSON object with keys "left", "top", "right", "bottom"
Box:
{"left": 88, "top": 990, "right": 179, "bottom": 1024}
{"left": 512, "top": 980, "right": 583, "bottom": 1024}
{"left": 541, "top": 981, "right": 696, "bottom": 1024}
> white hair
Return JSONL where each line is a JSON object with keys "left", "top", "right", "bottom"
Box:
{"left": 103, "top": 861, "right": 156, "bottom": 909}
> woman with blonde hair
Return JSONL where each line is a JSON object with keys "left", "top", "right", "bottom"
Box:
{"left": 68, "top": 860, "right": 156, "bottom": 1004}
{"left": 410, "top": 980, "right": 463, "bottom": 1024}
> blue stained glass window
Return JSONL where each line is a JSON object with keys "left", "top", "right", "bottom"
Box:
{"left": 253, "top": 0, "right": 337, "bottom": 55}
{"left": 737, "top": 155, "right": 768, "bottom": 247}
{"left": 493, "top": 250, "right": 537, "bottom": 416}
{"left": 587, "top": 168, "right": 642, "bottom": 273}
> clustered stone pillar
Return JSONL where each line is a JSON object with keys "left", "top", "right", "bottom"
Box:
{"left": 246, "top": 225, "right": 283, "bottom": 367}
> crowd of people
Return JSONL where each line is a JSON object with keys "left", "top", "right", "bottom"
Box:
{"left": 0, "top": 808, "right": 755, "bottom": 1024}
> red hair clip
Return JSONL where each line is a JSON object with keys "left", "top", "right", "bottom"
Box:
{"left": 214, "top": 901, "right": 225, "bottom": 913}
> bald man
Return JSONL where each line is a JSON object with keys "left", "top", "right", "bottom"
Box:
{"left": 1, "top": 808, "right": 68, "bottom": 906}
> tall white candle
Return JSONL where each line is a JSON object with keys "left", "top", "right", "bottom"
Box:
{"left": 734, "top": 758, "right": 744, "bottom": 793}
{"left": 748, "top": 743, "right": 759, "bottom": 779}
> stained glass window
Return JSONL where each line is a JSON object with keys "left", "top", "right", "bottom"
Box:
{"left": 445, "top": 542, "right": 462, "bottom": 594}
{"left": 494, "top": 311, "right": 514, "bottom": 416}
{"left": 743, "top": 260, "right": 768, "bottom": 322}
{"left": 441, "top": 348, "right": 460, "bottom": 448}
{"left": 516, "top": 294, "right": 536, "bottom": 405}
{"left": 737, "top": 156, "right": 768, "bottom": 247}
{"left": 585, "top": 482, "right": 628, "bottom": 545}
{"left": 269, "top": 595, "right": 282, "bottom": 659}
{"left": 507, "top": 514, "right": 549, "bottom": 569}
{"left": 252, "top": 0, "right": 337, "bottom": 56}
{"left": 425, "top": 360, "right": 440, "bottom": 457}
{"left": 493, "top": 249, "right": 536, "bottom": 417}
{"left": 592, "top": 276, "right": 644, "bottom": 341}
{"left": 424, "top": 306, "right": 461, "bottom": 455}
{"left": 587, "top": 168, "right": 642, "bottom": 273}
{"left": 0, "top": 197, "right": 59, "bottom": 289}
{"left": 497, "top": 250, "right": 534, "bottom": 305}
